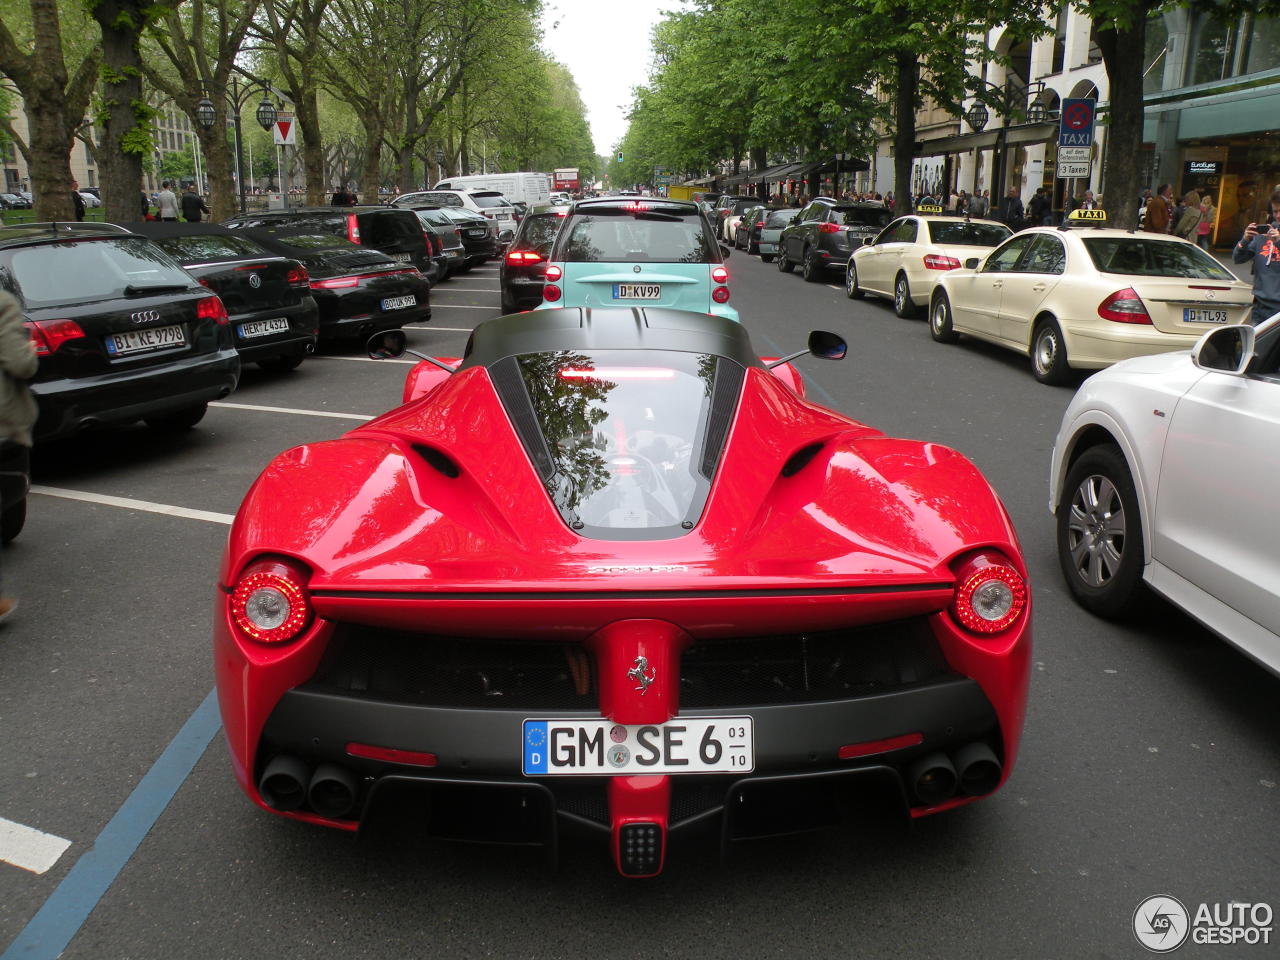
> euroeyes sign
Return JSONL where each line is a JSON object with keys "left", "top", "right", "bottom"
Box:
{"left": 1059, "top": 99, "right": 1096, "bottom": 147}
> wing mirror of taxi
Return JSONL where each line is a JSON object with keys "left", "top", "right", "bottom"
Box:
{"left": 719, "top": 243, "right": 731, "bottom": 258}
{"left": 1192, "top": 324, "right": 1255, "bottom": 375}
{"left": 863, "top": 236, "right": 875, "bottom": 246}
{"left": 766, "top": 330, "right": 847, "bottom": 368}
{"left": 366, "top": 329, "right": 458, "bottom": 373}
{"left": 965, "top": 257, "right": 980, "bottom": 269}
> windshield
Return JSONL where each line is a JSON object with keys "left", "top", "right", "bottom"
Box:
{"left": 558, "top": 208, "right": 716, "bottom": 263}
{"left": 1082, "top": 237, "right": 1236, "bottom": 279}
{"left": 9, "top": 237, "right": 194, "bottom": 307}
{"left": 471, "top": 194, "right": 511, "bottom": 209}
{"left": 501, "top": 349, "right": 740, "bottom": 539}
{"left": 766, "top": 208, "right": 798, "bottom": 227}
{"left": 926, "top": 221, "right": 1013, "bottom": 246}
{"left": 836, "top": 208, "right": 892, "bottom": 227}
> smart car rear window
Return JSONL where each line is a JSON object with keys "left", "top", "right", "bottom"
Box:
{"left": 558, "top": 209, "right": 716, "bottom": 263}
{"left": 926, "top": 221, "right": 1012, "bottom": 246}
{"left": 1082, "top": 238, "right": 1235, "bottom": 280}
{"left": 9, "top": 237, "right": 193, "bottom": 307}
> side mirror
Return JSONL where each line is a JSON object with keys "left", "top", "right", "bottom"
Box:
{"left": 367, "top": 329, "right": 408, "bottom": 359}
{"left": 719, "top": 243, "right": 731, "bottom": 258}
{"left": 808, "top": 330, "right": 847, "bottom": 360}
{"left": 789, "top": 214, "right": 800, "bottom": 225}
{"left": 1193, "top": 324, "right": 1255, "bottom": 374}
{"left": 863, "top": 236, "right": 875, "bottom": 246}
{"left": 965, "top": 257, "right": 980, "bottom": 269}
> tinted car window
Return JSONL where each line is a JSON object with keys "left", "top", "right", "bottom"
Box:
{"left": 9, "top": 237, "right": 193, "bottom": 307}
{"left": 765, "top": 208, "right": 798, "bottom": 227}
{"left": 415, "top": 209, "right": 453, "bottom": 227}
{"left": 264, "top": 233, "right": 355, "bottom": 251}
{"left": 558, "top": 208, "right": 716, "bottom": 263}
{"left": 360, "top": 212, "right": 420, "bottom": 245}
{"left": 153, "top": 233, "right": 268, "bottom": 262}
{"left": 982, "top": 234, "right": 1035, "bottom": 273}
{"left": 890, "top": 220, "right": 918, "bottom": 243}
{"left": 1082, "top": 237, "right": 1235, "bottom": 280}
{"left": 1020, "top": 235, "right": 1067, "bottom": 274}
{"left": 517, "top": 213, "right": 565, "bottom": 252}
{"left": 413, "top": 192, "right": 465, "bottom": 207}
{"left": 470, "top": 193, "right": 510, "bottom": 208}
{"left": 925, "top": 221, "right": 1012, "bottom": 246}
{"left": 835, "top": 207, "right": 892, "bottom": 227}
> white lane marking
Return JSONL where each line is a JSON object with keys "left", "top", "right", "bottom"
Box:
{"left": 430, "top": 304, "right": 494, "bottom": 310}
{"left": 309, "top": 354, "right": 416, "bottom": 365}
{"left": 409, "top": 326, "right": 473, "bottom": 332}
{"left": 826, "top": 285, "right": 842, "bottom": 291}
{"left": 0, "top": 817, "right": 73, "bottom": 875}
{"left": 31, "top": 486, "right": 235, "bottom": 525}
{"left": 433, "top": 288, "right": 497, "bottom": 293}
{"left": 209, "top": 401, "right": 374, "bottom": 421}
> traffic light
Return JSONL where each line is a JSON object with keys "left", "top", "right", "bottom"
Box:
{"left": 616, "top": 151, "right": 624, "bottom": 163}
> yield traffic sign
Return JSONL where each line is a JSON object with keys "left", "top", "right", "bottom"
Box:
{"left": 272, "top": 120, "right": 296, "bottom": 146}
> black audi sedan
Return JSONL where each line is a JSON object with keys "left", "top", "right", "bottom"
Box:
{"left": 238, "top": 227, "right": 431, "bottom": 343}
{"left": 0, "top": 222, "right": 239, "bottom": 442}
{"left": 130, "top": 223, "right": 318, "bottom": 372}
{"left": 498, "top": 203, "right": 568, "bottom": 312}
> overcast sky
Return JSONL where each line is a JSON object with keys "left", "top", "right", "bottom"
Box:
{"left": 539, "top": 0, "right": 687, "bottom": 156}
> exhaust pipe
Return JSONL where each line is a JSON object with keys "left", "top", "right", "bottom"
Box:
{"left": 954, "top": 742, "right": 1002, "bottom": 796}
{"left": 308, "top": 764, "right": 358, "bottom": 819}
{"left": 259, "top": 755, "right": 310, "bottom": 811}
{"left": 907, "top": 752, "right": 957, "bottom": 805}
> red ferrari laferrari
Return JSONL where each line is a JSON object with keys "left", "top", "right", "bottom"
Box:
{"left": 214, "top": 308, "right": 1031, "bottom": 877}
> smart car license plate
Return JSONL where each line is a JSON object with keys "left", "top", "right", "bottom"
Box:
{"left": 522, "top": 717, "right": 753, "bottom": 776}
{"left": 237, "top": 317, "right": 289, "bottom": 339}
{"left": 613, "top": 284, "right": 661, "bottom": 300}
{"left": 1183, "top": 307, "right": 1229, "bottom": 323}
{"left": 380, "top": 295, "right": 416, "bottom": 311}
{"left": 104, "top": 324, "right": 186, "bottom": 356}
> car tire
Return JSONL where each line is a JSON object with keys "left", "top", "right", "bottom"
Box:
{"left": 748, "top": 239, "right": 759, "bottom": 255}
{"left": 845, "top": 261, "right": 865, "bottom": 299}
{"left": 258, "top": 353, "right": 304, "bottom": 373}
{"left": 777, "top": 249, "right": 794, "bottom": 273}
{"left": 1, "top": 497, "right": 26, "bottom": 544}
{"left": 1031, "top": 317, "right": 1071, "bottom": 385}
{"left": 760, "top": 253, "right": 774, "bottom": 263}
{"left": 145, "top": 401, "right": 208, "bottom": 432}
{"left": 893, "top": 274, "right": 918, "bottom": 318}
{"left": 1057, "top": 444, "right": 1145, "bottom": 618}
{"left": 801, "top": 247, "right": 823, "bottom": 282}
{"left": 930, "top": 293, "right": 959, "bottom": 343}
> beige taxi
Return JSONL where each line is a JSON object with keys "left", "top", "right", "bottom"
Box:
{"left": 845, "top": 205, "right": 1013, "bottom": 317}
{"left": 928, "top": 209, "right": 1253, "bottom": 384}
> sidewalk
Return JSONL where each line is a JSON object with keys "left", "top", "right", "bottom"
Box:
{"left": 1211, "top": 249, "right": 1247, "bottom": 282}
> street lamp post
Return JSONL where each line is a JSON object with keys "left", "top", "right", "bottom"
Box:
{"left": 965, "top": 79, "right": 1045, "bottom": 204}
{"left": 194, "top": 76, "right": 279, "bottom": 214}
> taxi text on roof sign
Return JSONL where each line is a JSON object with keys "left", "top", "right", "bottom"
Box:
{"left": 1066, "top": 208, "right": 1107, "bottom": 223}
{"left": 916, "top": 204, "right": 945, "bottom": 215}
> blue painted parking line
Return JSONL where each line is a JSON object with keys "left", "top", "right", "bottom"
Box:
{"left": 1, "top": 689, "right": 221, "bottom": 960}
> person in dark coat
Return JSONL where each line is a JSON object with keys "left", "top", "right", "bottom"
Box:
{"left": 70, "top": 179, "right": 85, "bottom": 221}
{"left": 997, "top": 187, "right": 1024, "bottom": 229}
{"left": 180, "top": 184, "right": 210, "bottom": 222}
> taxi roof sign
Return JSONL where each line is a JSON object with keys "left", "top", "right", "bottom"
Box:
{"left": 916, "top": 204, "right": 945, "bottom": 215}
{"left": 1066, "top": 208, "right": 1107, "bottom": 224}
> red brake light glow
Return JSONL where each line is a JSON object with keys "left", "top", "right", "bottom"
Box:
{"left": 196, "top": 295, "right": 229, "bottom": 325}
{"left": 838, "top": 733, "right": 924, "bottom": 760}
{"left": 346, "top": 214, "right": 361, "bottom": 244}
{"left": 311, "top": 276, "right": 359, "bottom": 289}
{"left": 950, "top": 552, "right": 1027, "bottom": 634}
{"left": 230, "top": 558, "right": 312, "bottom": 644}
{"left": 755, "top": 220, "right": 765, "bottom": 228}
{"left": 1097, "top": 288, "right": 1152, "bottom": 324}
{"left": 711, "top": 266, "right": 728, "bottom": 283}
{"left": 542, "top": 283, "right": 562, "bottom": 302}
{"left": 712, "top": 286, "right": 731, "bottom": 303}
{"left": 506, "top": 250, "right": 543, "bottom": 263}
{"left": 923, "top": 254, "right": 962, "bottom": 270}
{"left": 559, "top": 367, "right": 676, "bottom": 380}
{"left": 24, "top": 319, "right": 85, "bottom": 356}
{"left": 544, "top": 265, "right": 563, "bottom": 281}
{"left": 818, "top": 222, "right": 841, "bottom": 234}
{"left": 286, "top": 265, "right": 310, "bottom": 286}
{"left": 346, "top": 743, "right": 438, "bottom": 767}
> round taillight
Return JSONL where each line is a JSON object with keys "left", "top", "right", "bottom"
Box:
{"left": 711, "top": 266, "right": 728, "bottom": 283}
{"left": 951, "top": 553, "right": 1026, "bottom": 633}
{"left": 230, "top": 559, "right": 312, "bottom": 643}
{"left": 544, "top": 265, "right": 563, "bottom": 281}
{"left": 542, "top": 283, "right": 562, "bottom": 302}
{"left": 711, "top": 286, "right": 730, "bottom": 304}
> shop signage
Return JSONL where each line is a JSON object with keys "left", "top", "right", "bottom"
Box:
{"left": 1186, "top": 160, "right": 1221, "bottom": 175}
{"left": 1059, "top": 99, "right": 1096, "bottom": 148}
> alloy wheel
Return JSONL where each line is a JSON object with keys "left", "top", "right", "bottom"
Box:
{"left": 1066, "top": 475, "right": 1126, "bottom": 588}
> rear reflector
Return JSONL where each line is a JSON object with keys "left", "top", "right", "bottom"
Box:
{"left": 838, "top": 732, "right": 924, "bottom": 760}
{"left": 345, "top": 743, "right": 438, "bottom": 767}
{"left": 712, "top": 286, "right": 730, "bottom": 303}
{"left": 542, "top": 283, "right": 561, "bottom": 302}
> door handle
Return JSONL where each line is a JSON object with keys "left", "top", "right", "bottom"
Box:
{"left": 991, "top": 280, "right": 1003, "bottom": 289}
{"left": 1032, "top": 282, "right": 1047, "bottom": 292}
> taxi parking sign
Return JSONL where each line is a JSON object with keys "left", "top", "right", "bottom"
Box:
{"left": 1059, "top": 99, "right": 1096, "bottom": 147}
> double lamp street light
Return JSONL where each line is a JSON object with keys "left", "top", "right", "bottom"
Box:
{"left": 194, "top": 76, "right": 280, "bottom": 214}
{"left": 964, "top": 79, "right": 1047, "bottom": 200}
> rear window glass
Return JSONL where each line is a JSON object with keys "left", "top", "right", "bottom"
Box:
{"left": 835, "top": 207, "right": 893, "bottom": 227}
{"left": 506, "top": 349, "right": 733, "bottom": 537}
{"left": 766, "top": 208, "right": 798, "bottom": 227}
{"left": 153, "top": 233, "right": 267, "bottom": 262}
{"left": 265, "top": 233, "right": 354, "bottom": 251}
{"left": 470, "top": 193, "right": 510, "bottom": 208}
{"left": 360, "top": 212, "right": 420, "bottom": 246}
{"left": 558, "top": 207, "right": 716, "bottom": 263}
{"left": 1082, "top": 238, "right": 1235, "bottom": 279}
{"left": 515, "top": 213, "right": 565, "bottom": 251}
{"left": 414, "top": 192, "right": 464, "bottom": 207}
{"left": 925, "top": 221, "right": 1012, "bottom": 246}
{"left": 414, "top": 209, "right": 452, "bottom": 227}
{"left": 9, "top": 237, "right": 193, "bottom": 307}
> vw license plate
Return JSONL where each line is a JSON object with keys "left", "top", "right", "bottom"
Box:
{"left": 1183, "top": 307, "right": 1229, "bottom": 324}
{"left": 380, "top": 295, "right": 416, "bottom": 311}
{"left": 105, "top": 324, "right": 186, "bottom": 356}
{"left": 613, "top": 283, "right": 661, "bottom": 300}
{"left": 237, "top": 317, "right": 289, "bottom": 339}
{"left": 522, "top": 717, "right": 753, "bottom": 776}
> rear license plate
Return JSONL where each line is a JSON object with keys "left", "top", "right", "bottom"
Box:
{"left": 104, "top": 324, "right": 186, "bottom": 356}
{"left": 237, "top": 317, "right": 289, "bottom": 339}
{"left": 522, "top": 717, "right": 753, "bottom": 776}
{"left": 613, "top": 284, "right": 661, "bottom": 300}
{"left": 380, "top": 295, "right": 416, "bottom": 311}
{"left": 466, "top": 229, "right": 486, "bottom": 237}
{"left": 1183, "top": 307, "right": 1229, "bottom": 324}
{"left": 390, "top": 252, "right": 413, "bottom": 262}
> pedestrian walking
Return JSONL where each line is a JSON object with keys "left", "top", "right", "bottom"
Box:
{"left": 0, "top": 290, "right": 38, "bottom": 623}
{"left": 998, "top": 187, "right": 1024, "bottom": 229}
{"left": 155, "top": 181, "right": 179, "bottom": 221}
{"left": 1144, "top": 183, "right": 1173, "bottom": 233}
{"left": 140, "top": 191, "right": 152, "bottom": 219}
{"left": 969, "top": 189, "right": 989, "bottom": 218}
{"left": 1232, "top": 190, "right": 1280, "bottom": 325}
{"left": 1174, "top": 190, "right": 1201, "bottom": 241}
{"left": 181, "top": 184, "right": 210, "bottom": 222}
{"left": 70, "top": 179, "right": 85, "bottom": 222}
{"left": 1028, "top": 188, "right": 1050, "bottom": 226}
{"left": 1197, "top": 195, "right": 1216, "bottom": 250}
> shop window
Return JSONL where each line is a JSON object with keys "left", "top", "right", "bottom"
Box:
{"left": 1086, "top": 22, "right": 1103, "bottom": 64}
{"left": 1143, "top": 14, "right": 1170, "bottom": 95}
{"left": 1246, "top": 15, "right": 1280, "bottom": 74}
{"left": 1188, "top": 12, "right": 1236, "bottom": 84}
{"left": 1050, "top": 8, "right": 1067, "bottom": 74}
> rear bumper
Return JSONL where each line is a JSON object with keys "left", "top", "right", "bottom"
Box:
{"left": 32, "top": 349, "right": 240, "bottom": 442}
{"left": 1061, "top": 320, "right": 1204, "bottom": 370}
{"left": 230, "top": 299, "right": 319, "bottom": 362}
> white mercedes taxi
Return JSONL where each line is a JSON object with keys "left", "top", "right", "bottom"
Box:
{"left": 928, "top": 209, "right": 1252, "bottom": 384}
{"left": 845, "top": 204, "right": 1012, "bottom": 317}
{"left": 1049, "top": 317, "right": 1280, "bottom": 674}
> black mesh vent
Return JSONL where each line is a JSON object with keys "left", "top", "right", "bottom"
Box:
{"left": 680, "top": 620, "right": 950, "bottom": 708}
{"left": 700, "top": 358, "right": 744, "bottom": 478}
{"left": 489, "top": 355, "right": 555, "bottom": 478}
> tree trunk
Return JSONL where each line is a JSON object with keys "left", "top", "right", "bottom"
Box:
{"left": 24, "top": 87, "right": 77, "bottom": 222}
{"left": 196, "top": 110, "right": 238, "bottom": 220}
{"left": 1096, "top": 14, "right": 1148, "bottom": 230}
{"left": 357, "top": 117, "right": 384, "bottom": 204}
{"left": 297, "top": 86, "right": 324, "bottom": 205}
{"left": 92, "top": 0, "right": 156, "bottom": 224}
{"left": 892, "top": 49, "right": 918, "bottom": 217}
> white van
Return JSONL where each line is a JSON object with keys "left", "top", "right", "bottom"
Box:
{"left": 432, "top": 172, "right": 551, "bottom": 207}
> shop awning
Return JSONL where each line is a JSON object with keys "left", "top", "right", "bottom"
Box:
{"left": 913, "top": 121, "right": 1059, "bottom": 157}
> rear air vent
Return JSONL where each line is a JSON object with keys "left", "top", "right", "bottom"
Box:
{"left": 413, "top": 444, "right": 460, "bottom": 479}
{"left": 781, "top": 442, "right": 824, "bottom": 478}
{"left": 700, "top": 359, "right": 745, "bottom": 479}
{"left": 489, "top": 355, "right": 555, "bottom": 479}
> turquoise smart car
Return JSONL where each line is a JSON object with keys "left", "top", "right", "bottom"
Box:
{"left": 540, "top": 197, "right": 739, "bottom": 322}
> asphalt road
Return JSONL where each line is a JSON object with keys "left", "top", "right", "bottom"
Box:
{"left": 1, "top": 251, "right": 1276, "bottom": 960}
